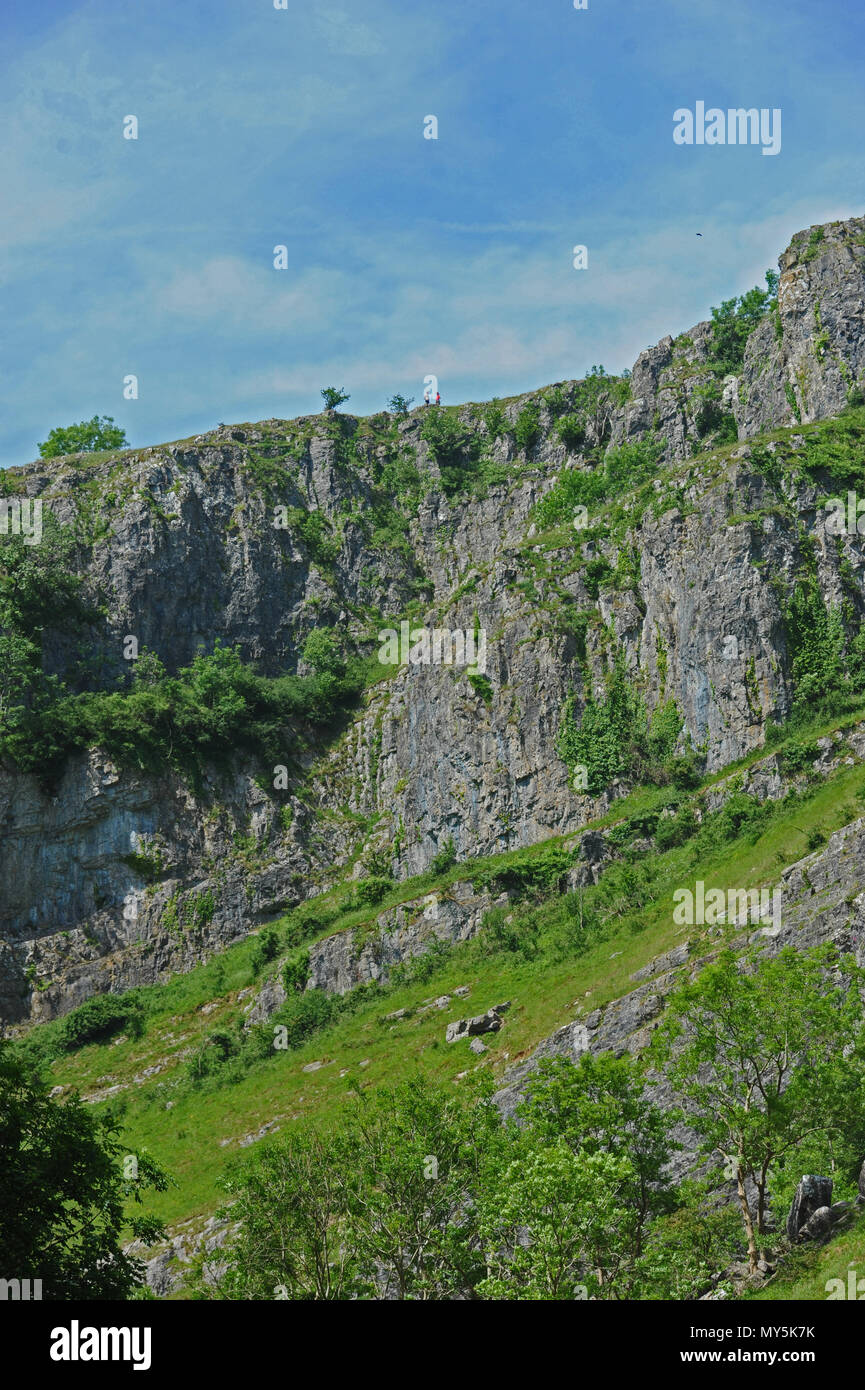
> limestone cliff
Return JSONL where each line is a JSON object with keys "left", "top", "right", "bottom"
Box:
{"left": 2, "top": 215, "right": 864, "bottom": 1028}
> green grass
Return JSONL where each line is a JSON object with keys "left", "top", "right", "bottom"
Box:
{"left": 751, "top": 1209, "right": 865, "bottom": 1301}
{"left": 31, "top": 746, "right": 865, "bottom": 1234}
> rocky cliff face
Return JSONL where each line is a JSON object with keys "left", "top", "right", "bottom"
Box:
{"left": 2, "top": 215, "right": 864, "bottom": 1028}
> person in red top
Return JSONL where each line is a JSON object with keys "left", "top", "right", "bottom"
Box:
{"left": 435, "top": 391, "right": 441, "bottom": 406}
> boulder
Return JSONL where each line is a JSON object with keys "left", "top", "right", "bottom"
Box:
{"left": 446, "top": 1003, "right": 511, "bottom": 1043}
{"left": 797, "top": 1206, "right": 837, "bottom": 1244}
{"left": 786, "top": 1175, "right": 833, "bottom": 1241}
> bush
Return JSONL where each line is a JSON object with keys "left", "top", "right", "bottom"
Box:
{"left": 706, "top": 271, "right": 778, "bottom": 375}
{"left": 354, "top": 876, "right": 392, "bottom": 906}
{"left": 780, "top": 737, "right": 820, "bottom": 773}
{"left": 654, "top": 805, "right": 698, "bottom": 852}
{"left": 557, "top": 661, "right": 683, "bottom": 798}
{"left": 480, "top": 906, "right": 540, "bottom": 959}
{"left": 557, "top": 414, "right": 586, "bottom": 452}
{"left": 514, "top": 403, "right": 542, "bottom": 455}
{"left": 534, "top": 433, "right": 664, "bottom": 531}
{"left": 430, "top": 837, "right": 457, "bottom": 875}
{"left": 282, "top": 950, "right": 310, "bottom": 995}
{"left": 271, "top": 989, "right": 339, "bottom": 1050}
{"left": 60, "top": 994, "right": 143, "bottom": 1050}
{"left": 250, "top": 927, "right": 280, "bottom": 976}
{"left": 482, "top": 399, "right": 507, "bottom": 441}
{"left": 475, "top": 844, "right": 572, "bottom": 898}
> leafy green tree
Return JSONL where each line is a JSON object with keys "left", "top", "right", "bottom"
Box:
{"left": 518, "top": 1053, "right": 677, "bottom": 1261}
{"left": 482, "top": 398, "right": 507, "bottom": 441}
{"left": 514, "top": 402, "right": 541, "bottom": 455}
{"left": 477, "top": 1142, "right": 636, "bottom": 1299}
{"left": 320, "top": 387, "right": 350, "bottom": 411}
{"left": 570, "top": 366, "right": 630, "bottom": 444}
{"left": 556, "top": 655, "right": 644, "bottom": 794}
{"left": 38, "top": 415, "right": 127, "bottom": 458}
{"left": 343, "top": 1075, "right": 503, "bottom": 1299}
{"left": 782, "top": 573, "right": 847, "bottom": 716}
{"left": 653, "top": 943, "right": 865, "bottom": 1273}
{"left": 0, "top": 1043, "right": 169, "bottom": 1298}
{"left": 216, "top": 1129, "right": 359, "bottom": 1299}
{"left": 707, "top": 271, "right": 778, "bottom": 375}
{"left": 387, "top": 394, "right": 414, "bottom": 416}
{"left": 250, "top": 926, "right": 280, "bottom": 976}
{"left": 213, "top": 1075, "right": 502, "bottom": 1300}
{"left": 301, "top": 627, "right": 346, "bottom": 679}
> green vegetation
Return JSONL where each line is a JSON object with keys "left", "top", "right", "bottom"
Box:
{"left": 535, "top": 433, "right": 665, "bottom": 529}
{"left": 706, "top": 270, "right": 779, "bottom": 375}
{"left": 556, "top": 651, "right": 684, "bottom": 795}
{"left": 320, "top": 387, "right": 350, "bottom": 411}
{"left": 192, "top": 931, "right": 865, "bottom": 1299}
{"left": 654, "top": 943, "right": 865, "bottom": 1274}
{"left": 514, "top": 402, "right": 541, "bottom": 455}
{"left": 0, "top": 1041, "right": 168, "bottom": 1298}
{"left": 1, "top": 637, "right": 366, "bottom": 785}
{"left": 59, "top": 994, "right": 145, "bottom": 1051}
{"left": 802, "top": 226, "right": 825, "bottom": 264}
{"left": 38, "top": 415, "right": 128, "bottom": 459}
{"left": 0, "top": 517, "right": 367, "bottom": 783}
{"left": 13, "top": 734, "right": 865, "bottom": 1281}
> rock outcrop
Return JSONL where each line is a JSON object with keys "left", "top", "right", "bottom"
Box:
{"left": 3, "top": 215, "right": 865, "bottom": 1028}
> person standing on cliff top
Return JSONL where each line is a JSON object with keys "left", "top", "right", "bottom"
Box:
{"left": 435, "top": 390, "right": 441, "bottom": 406}
{"left": 423, "top": 387, "right": 430, "bottom": 405}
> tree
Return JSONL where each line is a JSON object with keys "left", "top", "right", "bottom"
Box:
{"left": 572, "top": 365, "right": 629, "bottom": 445}
{"left": 0, "top": 1043, "right": 169, "bottom": 1298}
{"left": 477, "top": 1142, "right": 636, "bottom": 1299}
{"left": 320, "top": 387, "right": 350, "bottom": 412}
{"left": 635, "top": 1179, "right": 742, "bottom": 1300}
{"left": 215, "top": 1130, "right": 358, "bottom": 1300}
{"left": 38, "top": 415, "right": 127, "bottom": 459}
{"left": 343, "top": 1075, "right": 502, "bottom": 1299}
{"left": 211, "top": 1075, "right": 503, "bottom": 1300}
{"left": 517, "top": 1053, "right": 677, "bottom": 1265}
{"left": 707, "top": 271, "right": 778, "bottom": 375}
{"left": 387, "top": 394, "right": 414, "bottom": 417}
{"left": 653, "top": 943, "right": 865, "bottom": 1273}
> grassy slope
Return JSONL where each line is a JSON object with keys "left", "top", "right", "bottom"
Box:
{"left": 752, "top": 1209, "right": 865, "bottom": 1301}
{"left": 36, "top": 731, "right": 865, "bottom": 1235}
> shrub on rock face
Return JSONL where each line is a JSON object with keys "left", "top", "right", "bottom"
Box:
{"left": 430, "top": 836, "right": 457, "bottom": 875}
{"left": 514, "top": 403, "right": 541, "bottom": 456}
{"left": 354, "top": 876, "right": 392, "bottom": 906}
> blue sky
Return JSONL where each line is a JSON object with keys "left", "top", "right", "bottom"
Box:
{"left": 2, "top": 0, "right": 863, "bottom": 467}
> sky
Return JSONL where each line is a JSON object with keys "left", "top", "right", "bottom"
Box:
{"left": 1, "top": 0, "right": 863, "bottom": 467}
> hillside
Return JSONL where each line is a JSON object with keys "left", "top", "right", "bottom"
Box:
{"left": 4, "top": 214, "right": 865, "bottom": 1302}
